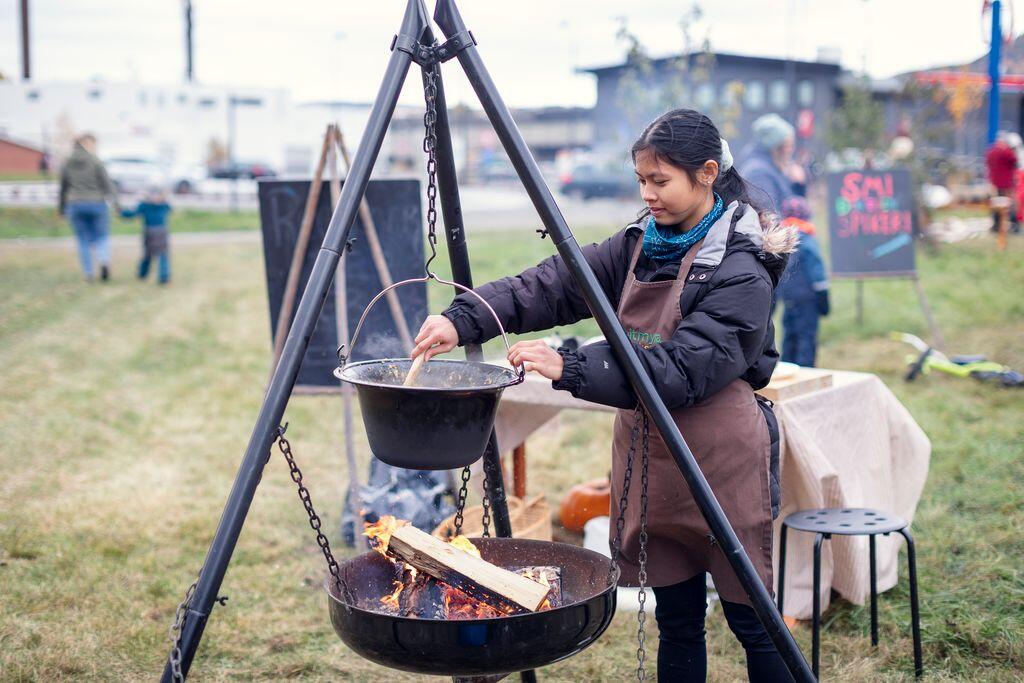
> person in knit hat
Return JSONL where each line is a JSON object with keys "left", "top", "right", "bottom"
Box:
{"left": 776, "top": 196, "right": 829, "bottom": 367}
{"left": 740, "top": 113, "right": 802, "bottom": 213}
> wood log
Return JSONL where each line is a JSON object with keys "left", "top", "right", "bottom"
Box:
{"left": 403, "top": 354, "right": 427, "bottom": 387}
{"left": 509, "top": 566, "right": 562, "bottom": 608}
{"left": 387, "top": 525, "right": 551, "bottom": 613}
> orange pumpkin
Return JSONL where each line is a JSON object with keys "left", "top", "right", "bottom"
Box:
{"left": 559, "top": 477, "right": 611, "bottom": 533}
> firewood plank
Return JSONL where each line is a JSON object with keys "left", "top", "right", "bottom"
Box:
{"left": 387, "top": 525, "right": 550, "bottom": 613}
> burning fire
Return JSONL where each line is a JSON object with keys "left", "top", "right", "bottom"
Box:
{"left": 362, "top": 515, "right": 556, "bottom": 620}
{"left": 363, "top": 514, "right": 408, "bottom": 554}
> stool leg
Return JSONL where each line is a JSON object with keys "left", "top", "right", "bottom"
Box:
{"left": 899, "top": 528, "right": 923, "bottom": 678}
{"left": 778, "top": 524, "right": 788, "bottom": 613}
{"left": 812, "top": 532, "right": 825, "bottom": 679}
{"left": 869, "top": 534, "right": 878, "bottom": 647}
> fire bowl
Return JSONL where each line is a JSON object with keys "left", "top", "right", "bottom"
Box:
{"left": 326, "top": 537, "right": 618, "bottom": 677}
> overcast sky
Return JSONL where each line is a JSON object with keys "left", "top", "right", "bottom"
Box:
{"left": 0, "top": 1, "right": 1015, "bottom": 107}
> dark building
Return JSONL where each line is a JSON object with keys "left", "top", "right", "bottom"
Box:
{"left": 581, "top": 51, "right": 842, "bottom": 163}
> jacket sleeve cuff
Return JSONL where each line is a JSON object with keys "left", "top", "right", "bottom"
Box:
{"left": 552, "top": 348, "right": 583, "bottom": 394}
{"left": 441, "top": 306, "right": 478, "bottom": 347}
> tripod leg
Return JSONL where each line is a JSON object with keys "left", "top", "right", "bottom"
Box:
{"left": 433, "top": 2, "right": 814, "bottom": 680}
{"left": 159, "top": 4, "right": 426, "bottom": 679}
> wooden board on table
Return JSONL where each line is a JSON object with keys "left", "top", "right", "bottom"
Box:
{"left": 756, "top": 368, "right": 833, "bottom": 402}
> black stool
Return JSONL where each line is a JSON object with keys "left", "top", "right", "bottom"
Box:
{"left": 777, "top": 508, "right": 922, "bottom": 679}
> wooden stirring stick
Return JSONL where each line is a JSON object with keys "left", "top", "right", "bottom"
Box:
{"left": 403, "top": 353, "right": 427, "bottom": 387}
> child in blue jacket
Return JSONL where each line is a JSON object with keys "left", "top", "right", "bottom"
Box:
{"left": 121, "top": 186, "right": 172, "bottom": 284}
{"left": 776, "top": 196, "right": 829, "bottom": 366}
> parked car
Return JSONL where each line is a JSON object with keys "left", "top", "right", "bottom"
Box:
{"left": 169, "top": 164, "right": 209, "bottom": 195}
{"left": 208, "top": 161, "right": 277, "bottom": 180}
{"left": 103, "top": 156, "right": 169, "bottom": 195}
{"left": 559, "top": 163, "right": 636, "bottom": 200}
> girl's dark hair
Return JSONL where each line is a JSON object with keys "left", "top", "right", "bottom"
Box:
{"left": 631, "top": 108, "right": 765, "bottom": 213}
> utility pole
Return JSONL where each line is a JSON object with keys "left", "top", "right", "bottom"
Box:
{"left": 20, "top": 0, "right": 31, "bottom": 80}
{"left": 184, "top": 0, "right": 194, "bottom": 82}
{"left": 988, "top": 0, "right": 1003, "bottom": 144}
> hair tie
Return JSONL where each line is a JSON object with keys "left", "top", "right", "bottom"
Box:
{"left": 720, "top": 138, "right": 733, "bottom": 173}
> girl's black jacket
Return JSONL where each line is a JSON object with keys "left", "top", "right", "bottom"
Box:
{"left": 442, "top": 201, "right": 797, "bottom": 411}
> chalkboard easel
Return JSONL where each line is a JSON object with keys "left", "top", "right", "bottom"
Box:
{"left": 258, "top": 161, "right": 426, "bottom": 390}
{"left": 826, "top": 168, "right": 945, "bottom": 349}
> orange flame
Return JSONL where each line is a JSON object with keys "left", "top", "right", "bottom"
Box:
{"left": 381, "top": 579, "right": 404, "bottom": 610}
{"left": 447, "top": 535, "right": 481, "bottom": 558}
{"left": 363, "top": 515, "right": 407, "bottom": 556}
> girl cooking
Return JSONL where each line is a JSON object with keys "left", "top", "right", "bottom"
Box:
{"left": 412, "top": 108, "right": 796, "bottom": 682}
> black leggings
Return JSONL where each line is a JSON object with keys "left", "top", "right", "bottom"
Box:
{"left": 652, "top": 574, "right": 794, "bottom": 682}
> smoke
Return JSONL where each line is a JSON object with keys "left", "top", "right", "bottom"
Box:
{"left": 357, "top": 331, "right": 410, "bottom": 360}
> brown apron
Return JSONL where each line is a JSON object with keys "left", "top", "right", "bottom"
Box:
{"left": 609, "top": 237, "right": 774, "bottom": 605}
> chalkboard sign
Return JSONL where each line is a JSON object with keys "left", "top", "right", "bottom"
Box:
{"left": 826, "top": 169, "right": 916, "bottom": 277}
{"left": 258, "top": 179, "right": 426, "bottom": 388}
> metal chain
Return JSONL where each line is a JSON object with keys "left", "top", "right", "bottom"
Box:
{"left": 452, "top": 465, "right": 471, "bottom": 536}
{"left": 480, "top": 465, "right": 492, "bottom": 538}
{"left": 167, "top": 579, "right": 198, "bottom": 682}
{"left": 422, "top": 61, "right": 440, "bottom": 276}
{"left": 636, "top": 411, "right": 651, "bottom": 681}
{"left": 606, "top": 406, "right": 650, "bottom": 680}
{"left": 609, "top": 406, "right": 642, "bottom": 584}
{"left": 275, "top": 424, "right": 353, "bottom": 604}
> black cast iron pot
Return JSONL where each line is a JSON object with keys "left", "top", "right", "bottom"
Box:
{"left": 334, "top": 358, "right": 520, "bottom": 469}
{"left": 326, "top": 537, "right": 619, "bottom": 677}
{"left": 335, "top": 274, "right": 523, "bottom": 470}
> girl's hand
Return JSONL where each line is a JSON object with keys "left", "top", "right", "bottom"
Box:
{"left": 507, "top": 340, "right": 563, "bottom": 381}
{"left": 412, "top": 315, "right": 459, "bottom": 360}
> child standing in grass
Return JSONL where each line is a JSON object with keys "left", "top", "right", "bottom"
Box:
{"left": 776, "top": 196, "right": 829, "bottom": 367}
{"left": 121, "top": 186, "right": 172, "bottom": 284}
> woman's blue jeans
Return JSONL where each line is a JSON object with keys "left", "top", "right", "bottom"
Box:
{"left": 67, "top": 201, "right": 111, "bottom": 278}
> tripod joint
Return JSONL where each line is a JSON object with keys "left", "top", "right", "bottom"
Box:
{"left": 391, "top": 30, "right": 476, "bottom": 66}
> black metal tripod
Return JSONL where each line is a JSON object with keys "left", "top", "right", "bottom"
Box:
{"left": 161, "top": 2, "right": 815, "bottom": 681}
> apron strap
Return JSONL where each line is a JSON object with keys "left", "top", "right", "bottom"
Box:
{"left": 674, "top": 237, "right": 705, "bottom": 287}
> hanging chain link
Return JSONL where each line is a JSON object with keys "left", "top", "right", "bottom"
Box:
{"left": 275, "top": 424, "right": 352, "bottom": 604}
{"left": 607, "top": 406, "right": 651, "bottom": 681}
{"left": 167, "top": 578, "right": 198, "bottom": 682}
{"left": 635, "top": 410, "right": 651, "bottom": 680}
{"left": 452, "top": 465, "right": 472, "bottom": 536}
{"left": 480, "top": 465, "right": 492, "bottom": 538}
{"left": 422, "top": 61, "right": 440, "bottom": 276}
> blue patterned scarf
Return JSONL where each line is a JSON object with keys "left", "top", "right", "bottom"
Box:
{"left": 642, "top": 193, "right": 724, "bottom": 262}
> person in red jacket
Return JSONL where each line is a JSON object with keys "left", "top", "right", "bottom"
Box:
{"left": 986, "top": 132, "right": 1019, "bottom": 233}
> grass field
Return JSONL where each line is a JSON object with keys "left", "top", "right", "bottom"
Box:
{"left": 0, "top": 205, "right": 259, "bottom": 240}
{"left": 0, "top": 219, "right": 1021, "bottom": 681}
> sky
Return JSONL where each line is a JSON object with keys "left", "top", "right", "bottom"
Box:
{"left": 0, "top": 0, "right": 1016, "bottom": 108}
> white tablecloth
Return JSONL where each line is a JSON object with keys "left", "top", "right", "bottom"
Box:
{"left": 772, "top": 371, "right": 931, "bottom": 619}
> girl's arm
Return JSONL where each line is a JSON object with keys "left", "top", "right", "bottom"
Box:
{"left": 441, "top": 228, "right": 633, "bottom": 346}
{"left": 553, "top": 269, "right": 773, "bottom": 410}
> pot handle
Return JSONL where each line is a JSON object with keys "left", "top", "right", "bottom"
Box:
{"left": 338, "top": 274, "right": 525, "bottom": 383}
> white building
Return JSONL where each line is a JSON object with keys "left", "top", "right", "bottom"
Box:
{"left": 0, "top": 79, "right": 395, "bottom": 175}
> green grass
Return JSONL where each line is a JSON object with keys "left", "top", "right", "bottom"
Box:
{"left": 0, "top": 172, "right": 52, "bottom": 181}
{"left": 0, "top": 205, "right": 259, "bottom": 239}
{"left": 0, "top": 223, "right": 1021, "bottom": 681}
